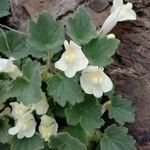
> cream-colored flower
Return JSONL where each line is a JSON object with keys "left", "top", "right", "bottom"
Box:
{"left": 8, "top": 114, "right": 36, "bottom": 139}
{"left": 80, "top": 66, "right": 113, "bottom": 98}
{"left": 99, "top": 0, "right": 136, "bottom": 36}
{"left": 101, "top": 100, "right": 111, "bottom": 115}
{"left": 55, "top": 40, "right": 89, "bottom": 78}
{"left": 10, "top": 102, "right": 30, "bottom": 119}
{"left": 0, "top": 57, "right": 22, "bottom": 79}
{"left": 107, "top": 34, "right": 116, "bottom": 39}
{"left": 31, "top": 94, "right": 49, "bottom": 115}
{"left": 39, "top": 115, "right": 58, "bottom": 141}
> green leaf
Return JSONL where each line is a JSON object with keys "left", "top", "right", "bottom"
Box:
{"left": 47, "top": 75, "right": 84, "bottom": 106}
{"left": 108, "top": 95, "right": 135, "bottom": 125}
{"left": 65, "top": 97, "right": 104, "bottom": 132}
{"left": 28, "top": 11, "right": 64, "bottom": 50}
{"left": 0, "top": 31, "right": 28, "bottom": 59}
{"left": 0, "top": 80, "right": 11, "bottom": 103}
{"left": 0, "top": 118, "right": 11, "bottom": 144}
{"left": 26, "top": 40, "right": 62, "bottom": 60}
{"left": 84, "top": 37, "right": 119, "bottom": 66}
{"left": 100, "top": 125, "right": 136, "bottom": 150}
{"left": 63, "top": 125, "right": 88, "bottom": 145}
{"left": 0, "top": 0, "right": 10, "bottom": 18}
{"left": 11, "top": 133, "right": 44, "bottom": 150}
{"left": 11, "top": 60, "right": 42, "bottom": 104}
{"left": 49, "top": 132, "right": 86, "bottom": 150}
{"left": 66, "top": 7, "right": 97, "bottom": 44}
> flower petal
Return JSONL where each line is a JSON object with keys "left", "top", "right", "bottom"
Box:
{"left": 64, "top": 40, "right": 69, "bottom": 50}
{"left": 101, "top": 74, "right": 113, "bottom": 93}
{"left": 17, "top": 132, "right": 24, "bottom": 139}
{"left": 118, "top": 3, "right": 136, "bottom": 21}
{"left": 111, "top": 0, "right": 123, "bottom": 13}
{"left": 8, "top": 126, "right": 19, "bottom": 135}
{"left": 92, "top": 85, "right": 103, "bottom": 98}
{"left": 99, "top": 14, "right": 118, "bottom": 36}
{"left": 70, "top": 40, "right": 81, "bottom": 51}
{"left": 80, "top": 77, "right": 92, "bottom": 95}
{"left": 55, "top": 58, "right": 67, "bottom": 71}
{"left": 64, "top": 66, "right": 76, "bottom": 78}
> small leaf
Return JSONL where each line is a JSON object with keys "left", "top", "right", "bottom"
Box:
{"left": 28, "top": 11, "right": 64, "bottom": 50}
{"left": 84, "top": 37, "right": 119, "bottom": 66}
{"left": 0, "top": 118, "right": 11, "bottom": 144}
{"left": 47, "top": 75, "right": 84, "bottom": 106}
{"left": 0, "top": 80, "right": 11, "bottom": 103}
{"left": 0, "top": 0, "right": 10, "bottom": 18}
{"left": 0, "top": 31, "right": 28, "bottom": 59}
{"left": 108, "top": 95, "right": 135, "bottom": 125}
{"left": 63, "top": 125, "right": 88, "bottom": 145}
{"left": 100, "top": 125, "right": 136, "bottom": 150}
{"left": 66, "top": 7, "right": 97, "bottom": 44}
{"left": 65, "top": 97, "right": 104, "bottom": 133}
{"left": 49, "top": 132, "right": 86, "bottom": 150}
{"left": 11, "top": 60, "right": 42, "bottom": 104}
{"left": 11, "top": 133, "right": 44, "bottom": 150}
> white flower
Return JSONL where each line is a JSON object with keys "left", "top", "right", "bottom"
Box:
{"left": 39, "top": 115, "right": 58, "bottom": 141}
{"left": 55, "top": 40, "right": 89, "bottom": 78}
{"left": 8, "top": 114, "right": 36, "bottom": 139}
{"left": 10, "top": 102, "right": 30, "bottom": 119}
{"left": 99, "top": 0, "right": 136, "bottom": 36}
{"left": 31, "top": 94, "right": 49, "bottom": 115}
{"left": 0, "top": 57, "right": 22, "bottom": 79}
{"left": 80, "top": 66, "right": 113, "bottom": 98}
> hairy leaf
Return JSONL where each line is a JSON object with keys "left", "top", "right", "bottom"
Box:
{"left": 84, "top": 37, "right": 119, "bottom": 66}
{"left": 108, "top": 95, "right": 135, "bottom": 125}
{"left": 0, "top": 118, "right": 11, "bottom": 144}
{"left": 0, "top": 31, "right": 28, "bottom": 59}
{"left": 11, "top": 133, "right": 44, "bottom": 150}
{"left": 47, "top": 75, "right": 84, "bottom": 106}
{"left": 63, "top": 125, "right": 88, "bottom": 145}
{"left": 11, "top": 60, "right": 42, "bottom": 104}
{"left": 49, "top": 132, "right": 86, "bottom": 150}
{"left": 100, "top": 125, "right": 136, "bottom": 150}
{"left": 0, "top": 0, "right": 10, "bottom": 18}
{"left": 66, "top": 7, "right": 97, "bottom": 44}
{"left": 65, "top": 97, "right": 104, "bottom": 132}
{"left": 0, "top": 80, "right": 11, "bottom": 103}
{"left": 29, "top": 11, "right": 64, "bottom": 50}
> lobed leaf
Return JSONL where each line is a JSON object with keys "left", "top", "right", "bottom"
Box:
{"left": 84, "top": 37, "right": 119, "bottom": 66}
{"left": 0, "top": 31, "right": 28, "bottom": 59}
{"left": 100, "top": 125, "right": 136, "bottom": 150}
{"left": 108, "top": 95, "right": 135, "bottom": 125}
{"left": 65, "top": 97, "right": 104, "bottom": 133}
{"left": 63, "top": 124, "right": 88, "bottom": 145}
{"left": 47, "top": 75, "right": 84, "bottom": 106}
{"left": 49, "top": 132, "right": 86, "bottom": 150}
{"left": 11, "top": 60, "right": 42, "bottom": 104}
{"left": 28, "top": 11, "right": 64, "bottom": 50}
{"left": 11, "top": 133, "right": 44, "bottom": 150}
{"left": 66, "top": 7, "right": 97, "bottom": 44}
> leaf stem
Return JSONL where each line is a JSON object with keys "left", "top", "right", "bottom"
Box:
{"left": 0, "top": 28, "right": 11, "bottom": 56}
{"left": 0, "top": 24, "right": 29, "bottom": 35}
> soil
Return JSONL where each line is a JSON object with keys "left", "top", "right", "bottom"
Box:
{"left": 1, "top": 0, "right": 150, "bottom": 149}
